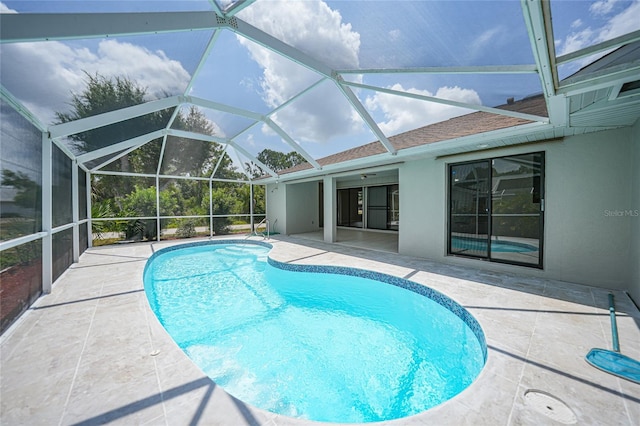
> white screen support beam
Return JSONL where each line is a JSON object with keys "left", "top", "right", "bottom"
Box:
{"left": 76, "top": 130, "right": 166, "bottom": 164}
{"left": 231, "top": 18, "right": 334, "bottom": 79}
{"left": 225, "top": 0, "right": 257, "bottom": 17}
{"left": 42, "top": 134, "right": 52, "bottom": 293}
{"left": 207, "top": 0, "right": 223, "bottom": 15}
{"left": 335, "top": 81, "right": 396, "bottom": 155}
{"left": 522, "top": 0, "right": 556, "bottom": 97}
{"left": 187, "top": 96, "right": 263, "bottom": 121}
{"left": 521, "top": 0, "right": 569, "bottom": 126}
{"left": 72, "top": 160, "right": 80, "bottom": 262}
{"left": 1, "top": 86, "right": 47, "bottom": 132}
{"left": 166, "top": 129, "right": 279, "bottom": 178}
{"left": 263, "top": 118, "right": 321, "bottom": 169}
{"left": 1, "top": 12, "right": 222, "bottom": 43}
{"left": 210, "top": 144, "right": 230, "bottom": 179}
{"left": 184, "top": 30, "right": 222, "bottom": 96}
{"left": 342, "top": 81, "right": 549, "bottom": 123}
{"left": 337, "top": 65, "right": 539, "bottom": 75}
{"left": 90, "top": 137, "right": 157, "bottom": 172}
{"left": 49, "top": 96, "right": 182, "bottom": 140}
{"left": 86, "top": 171, "right": 93, "bottom": 248}
{"left": 556, "top": 30, "right": 640, "bottom": 66}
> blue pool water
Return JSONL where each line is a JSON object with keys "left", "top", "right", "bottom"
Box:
{"left": 144, "top": 242, "right": 486, "bottom": 423}
{"left": 452, "top": 236, "right": 537, "bottom": 253}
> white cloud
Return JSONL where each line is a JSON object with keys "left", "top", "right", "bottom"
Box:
{"left": 557, "top": 1, "right": 640, "bottom": 67}
{"left": 470, "top": 27, "right": 506, "bottom": 53}
{"left": 245, "top": 133, "right": 256, "bottom": 148}
{"left": 237, "top": 1, "right": 364, "bottom": 143}
{"left": 388, "top": 29, "right": 402, "bottom": 41}
{"left": 270, "top": 82, "right": 363, "bottom": 143}
{"left": 1, "top": 39, "right": 191, "bottom": 125}
{"left": 571, "top": 19, "right": 583, "bottom": 29}
{"left": 557, "top": 27, "right": 595, "bottom": 56}
{"left": 365, "top": 84, "right": 482, "bottom": 136}
{"left": 0, "top": 2, "right": 17, "bottom": 13}
{"left": 238, "top": 1, "right": 360, "bottom": 70}
{"left": 593, "top": 0, "right": 640, "bottom": 43}
{"left": 589, "top": 0, "right": 616, "bottom": 16}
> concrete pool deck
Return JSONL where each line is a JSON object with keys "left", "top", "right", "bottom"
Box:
{"left": 1, "top": 235, "right": 639, "bottom": 425}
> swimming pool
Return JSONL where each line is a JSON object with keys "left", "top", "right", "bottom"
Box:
{"left": 144, "top": 241, "right": 486, "bottom": 423}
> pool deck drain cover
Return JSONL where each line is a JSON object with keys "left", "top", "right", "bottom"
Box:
{"left": 524, "top": 389, "right": 577, "bottom": 424}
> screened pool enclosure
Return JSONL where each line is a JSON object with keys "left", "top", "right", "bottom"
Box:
{"left": 1, "top": 0, "right": 640, "bottom": 333}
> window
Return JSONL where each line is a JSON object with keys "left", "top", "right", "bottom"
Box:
{"left": 448, "top": 152, "right": 544, "bottom": 268}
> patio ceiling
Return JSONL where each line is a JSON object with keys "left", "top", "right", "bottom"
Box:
{"left": 1, "top": 0, "right": 639, "bottom": 183}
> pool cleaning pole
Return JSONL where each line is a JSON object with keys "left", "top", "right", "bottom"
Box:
{"left": 608, "top": 293, "right": 620, "bottom": 353}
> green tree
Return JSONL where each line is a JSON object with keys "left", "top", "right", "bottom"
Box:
{"left": 55, "top": 73, "right": 268, "bottom": 241}
{"left": 55, "top": 73, "right": 172, "bottom": 199}
{"left": 208, "top": 186, "right": 240, "bottom": 235}
{"left": 55, "top": 72, "right": 173, "bottom": 159}
{"left": 0, "top": 170, "right": 42, "bottom": 240}
{"left": 236, "top": 184, "right": 266, "bottom": 218}
{"left": 246, "top": 148, "right": 307, "bottom": 178}
{"left": 0, "top": 170, "right": 41, "bottom": 212}
{"left": 162, "top": 106, "right": 226, "bottom": 178}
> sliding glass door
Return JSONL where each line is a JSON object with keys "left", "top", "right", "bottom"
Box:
{"left": 448, "top": 152, "right": 544, "bottom": 268}
{"left": 449, "top": 161, "right": 491, "bottom": 257}
{"left": 337, "top": 188, "right": 363, "bottom": 228}
{"left": 367, "top": 184, "right": 399, "bottom": 230}
{"left": 337, "top": 184, "right": 399, "bottom": 230}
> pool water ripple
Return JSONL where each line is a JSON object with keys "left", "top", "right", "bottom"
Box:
{"left": 144, "top": 241, "right": 486, "bottom": 423}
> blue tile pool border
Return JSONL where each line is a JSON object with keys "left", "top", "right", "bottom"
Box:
{"left": 267, "top": 257, "right": 487, "bottom": 362}
{"left": 145, "top": 239, "right": 487, "bottom": 361}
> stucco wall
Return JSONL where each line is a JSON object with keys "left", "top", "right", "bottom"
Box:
{"left": 399, "top": 157, "right": 445, "bottom": 259}
{"left": 266, "top": 183, "right": 287, "bottom": 235}
{"left": 630, "top": 119, "right": 640, "bottom": 304}
{"left": 285, "top": 181, "right": 320, "bottom": 235}
{"left": 400, "top": 127, "right": 635, "bottom": 290}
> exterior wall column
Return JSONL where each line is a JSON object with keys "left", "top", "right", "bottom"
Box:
{"left": 323, "top": 176, "right": 336, "bottom": 243}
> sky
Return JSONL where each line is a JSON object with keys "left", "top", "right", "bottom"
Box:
{"left": 1, "top": 0, "right": 639, "bottom": 165}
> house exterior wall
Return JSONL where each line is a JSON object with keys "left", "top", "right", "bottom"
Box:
{"left": 269, "top": 127, "right": 635, "bottom": 291}
{"left": 399, "top": 127, "right": 635, "bottom": 290}
{"left": 399, "top": 158, "right": 445, "bottom": 259}
{"left": 266, "top": 183, "right": 287, "bottom": 235}
{"left": 630, "top": 118, "right": 640, "bottom": 304}
{"left": 267, "top": 181, "right": 320, "bottom": 236}
{"left": 285, "top": 181, "right": 320, "bottom": 235}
